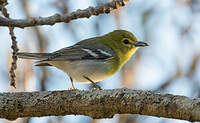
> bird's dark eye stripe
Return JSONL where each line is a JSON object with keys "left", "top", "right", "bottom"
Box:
{"left": 123, "top": 39, "right": 130, "bottom": 44}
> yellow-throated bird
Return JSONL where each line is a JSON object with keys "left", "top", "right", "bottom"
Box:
{"left": 17, "top": 30, "right": 148, "bottom": 89}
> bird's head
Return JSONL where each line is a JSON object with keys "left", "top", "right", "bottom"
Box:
{"left": 103, "top": 30, "right": 148, "bottom": 63}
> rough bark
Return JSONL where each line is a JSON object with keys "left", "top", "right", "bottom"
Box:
{"left": 0, "top": 88, "right": 200, "bottom": 121}
{"left": 0, "top": 0, "right": 129, "bottom": 28}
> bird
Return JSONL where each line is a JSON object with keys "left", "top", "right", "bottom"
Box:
{"left": 17, "top": 30, "right": 148, "bottom": 89}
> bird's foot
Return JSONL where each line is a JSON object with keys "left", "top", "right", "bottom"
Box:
{"left": 90, "top": 83, "right": 102, "bottom": 90}
{"left": 69, "top": 84, "right": 78, "bottom": 90}
{"left": 69, "top": 86, "right": 76, "bottom": 90}
{"left": 83, "top": 75, "right": 103, "bottom": 90}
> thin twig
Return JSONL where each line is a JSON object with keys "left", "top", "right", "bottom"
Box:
{"left": 1, "top": 3, "right": 19, "bottom": 88}
{"left": 0, "top": 0, "right": 129, "bottom": 28}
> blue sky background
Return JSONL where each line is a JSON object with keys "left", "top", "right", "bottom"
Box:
{"left": 0, "top": 0, "right": 200, "bottom": 123}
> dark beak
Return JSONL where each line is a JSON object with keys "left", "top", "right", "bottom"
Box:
{"left": 134, "top": 41, "right": 149, "bottom": 47}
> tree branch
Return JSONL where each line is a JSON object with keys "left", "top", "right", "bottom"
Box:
{"left": 0, "top": 0, "right": 129, "bottom": 28}
{"left": 0, "top": 88, "right": 200, "bottom": 121}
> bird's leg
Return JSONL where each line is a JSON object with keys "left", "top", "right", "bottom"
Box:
{"left": 83, "top": 75, "right": 102, "bottom": 90}
{"left": 69, "top": 76, "right": 76, "bottom": 90}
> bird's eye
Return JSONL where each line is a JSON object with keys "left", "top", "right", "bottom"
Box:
{"left": 123, "top": 39, "right": 130, "bottom": 44}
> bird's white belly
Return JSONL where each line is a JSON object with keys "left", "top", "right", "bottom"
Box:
{"left": 48, "top": 60, "right": 112, "bottom": 83}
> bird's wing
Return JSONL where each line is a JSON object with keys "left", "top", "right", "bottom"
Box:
{"left": 38, "top": 44, "right": 114, "bottom": 62}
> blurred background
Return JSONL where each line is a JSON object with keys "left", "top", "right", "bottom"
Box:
{"left": 0, "top": 0, "right": 200, "bottom": 123}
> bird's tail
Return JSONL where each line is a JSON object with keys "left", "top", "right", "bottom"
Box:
{"left": 16, "top": 52, "right": 51, "bottom": 60}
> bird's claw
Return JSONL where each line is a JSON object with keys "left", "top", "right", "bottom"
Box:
{"left": 90, "top": 83, "right": 102, "bottom": 90}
